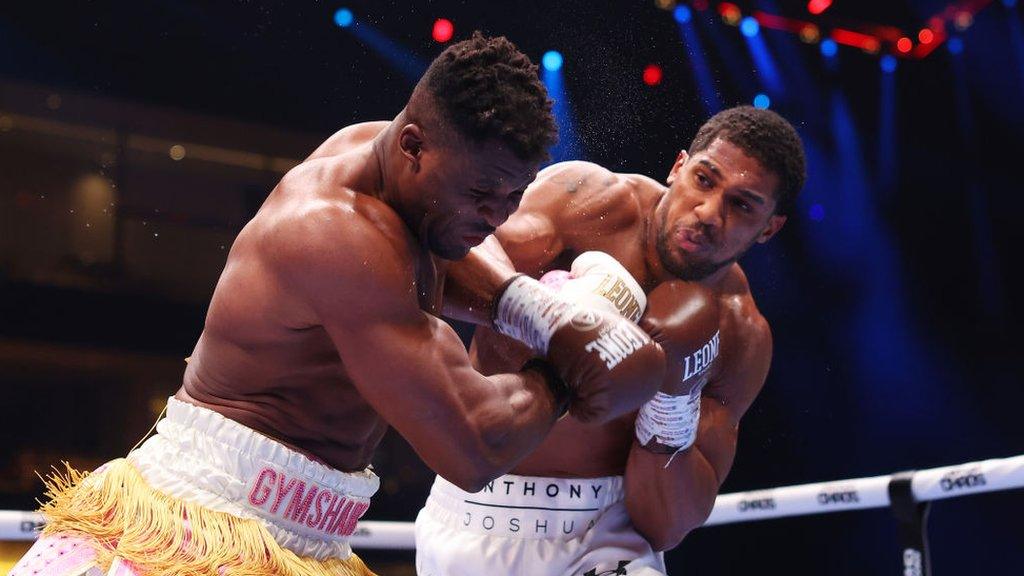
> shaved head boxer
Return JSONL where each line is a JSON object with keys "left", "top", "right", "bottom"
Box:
{"left": 11, "top": 33, "right": 667, "bottom": 576}
{"left": 415, "top": 106, "right": 808, "bottom": 576}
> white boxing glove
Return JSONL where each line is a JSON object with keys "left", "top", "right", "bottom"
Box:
{"left": 540, "top": 251, "right": 647, "bottom": 322}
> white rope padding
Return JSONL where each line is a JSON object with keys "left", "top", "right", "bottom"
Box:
{"left": 1, "top": 454, "right": 1021, "bottom": 549}
{"left": 705, "top": 453, "right": 1024, "bottom": 526}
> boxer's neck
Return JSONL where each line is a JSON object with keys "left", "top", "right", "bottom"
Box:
{"left": 368, "top": 116, "right": 424, "bottom": 238}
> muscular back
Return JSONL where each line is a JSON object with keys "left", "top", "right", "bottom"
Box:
{"left": 178, "top": 123, "right": 440, "bottom": 472}
{"left": 472, "top": 161, "right": 770, "bottom": 477}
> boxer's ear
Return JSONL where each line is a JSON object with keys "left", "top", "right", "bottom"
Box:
{"left": 399, "top": 124, "right": 425, "bottom": 171}
{"left": 757, "top": 214, "right": 787, "bottom": 244}
{"left": 666, "top": 150, "right": 689, "bottom": 185}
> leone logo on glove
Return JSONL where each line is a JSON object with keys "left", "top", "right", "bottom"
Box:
{"left": 583, "top": 323, "right": 649, "bottom": 370}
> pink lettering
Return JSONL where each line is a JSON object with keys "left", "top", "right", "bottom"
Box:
{"left": 338, "top": 501, "right": 369, "bottom": 536}
{"left": 246, "top": 465, "right": 372, "bottom": 537}
{"left": 269, "top": 475, "right": 298, "bottom": 515}
{"left": 248, "top": 468, "right": 276, "bottom": 507}
{"left": 329, "top": 499, "right": 355, "bottom": 535}
{"left": 307, "top": 489, "right": 334, "bottom": 528}
{"left": 285, "top": 484, "right": 319, "bottom": 524}
{"left": 317, "top": 493, "right": 342, "bottom": 531}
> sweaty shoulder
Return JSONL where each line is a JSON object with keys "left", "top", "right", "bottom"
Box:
{"left": 263, "top": 160, "right": 417, "bottom": 311}
{"left": 530, "top": 161, "right": 651, "bottom": 235}
{"left": 305, "top": 121, "right": 390, "bottom": 161}
{"left": 720, "top": 264, "right": 769, "bottom": 337}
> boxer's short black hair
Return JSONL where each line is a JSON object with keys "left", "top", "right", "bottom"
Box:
{"left": 689, "top": 106, "right": 806, "bottom": 216}
{"left": 420, "top": 31, "right": 557, "bottom": 163}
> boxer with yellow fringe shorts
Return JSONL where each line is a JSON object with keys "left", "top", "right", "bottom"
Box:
{"left": 11, "top": 398, "right": 379, "bottom": 576}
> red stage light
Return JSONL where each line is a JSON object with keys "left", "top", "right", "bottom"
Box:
{"left": 832, "top": 28, "right": 884, "bottom": 52}
{"left": 432, "top": 18, "right": 454, "bottom": 43}
{"left": 896, "top": 37, "right": 913, "bottom": 53}
{"left": 918, "top": 29, "right": 935, "bottom": 44}
{"left": 643, "top": 64, "right": 663, "bottom": 86}
{"left": 718, "top": 2, "right": 741, "bottom": 17}
{"left": 807, "top": 0, "right": 833, "bottom": 15}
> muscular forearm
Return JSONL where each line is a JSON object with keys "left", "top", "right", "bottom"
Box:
{"left": 442, "top": 367, "right": 563, "bottom": 491}
{"left": 442, "top": 236, "right": 518, "bottom": 325}
{"left": 483, "top": 368, "right": 565, "bottom": 463}
{"left": 624, "top": 441, "right": 722, "bottom": 551}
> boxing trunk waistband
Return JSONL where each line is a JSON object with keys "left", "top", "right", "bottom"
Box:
{"left": 424, "top": 473, "right": 624, "bottom": 541}
{"left": 127, "top": 397, "right": 380, "bottom": 560}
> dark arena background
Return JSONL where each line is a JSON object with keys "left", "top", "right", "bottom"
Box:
{"left": 2, "top": 1, "right": 1023, "bottom": 574}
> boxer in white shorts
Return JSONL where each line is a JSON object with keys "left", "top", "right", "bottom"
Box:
{"left": 417, "top": 474, "right": 666, "bottom": 576}
{"left": 419, "top": 106, "right": 807, "bottom": 575}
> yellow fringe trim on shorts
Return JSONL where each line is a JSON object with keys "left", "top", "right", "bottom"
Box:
{"left": 38, "top": 459, "right": 376, "bottom": 576}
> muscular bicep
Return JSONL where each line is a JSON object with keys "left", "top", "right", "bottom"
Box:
{"left": 697, "top": 320, "right": 774, "bottom": 481}
{"left": 276, "top": 210, "right": 506, "bottom": 476}
{"left": 328, "top": 267, "right": 502, "bottom": 460}
{"left": 334, "top": 299, "right": 496, "bottom": 449}
{"left": 324, "top": 258, "right": 558, "bottom": 488}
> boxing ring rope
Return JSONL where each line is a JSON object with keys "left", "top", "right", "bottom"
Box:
{"left": 2, "top": 454, "right": 1021, "bottom": 571}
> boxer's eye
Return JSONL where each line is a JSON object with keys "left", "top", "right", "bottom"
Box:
{"left": 732, "top": 198, "right": 752, "bottom": 213}
{"left": 696, "top": 173, "right": 712, "bottom": 189}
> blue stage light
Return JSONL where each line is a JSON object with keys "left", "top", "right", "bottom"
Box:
{"left": 674, "top": 5, "right": 692, "bottom": 24}
{"left": 740, "top": 17, "right": 760, "bottom": 38}
{"left": 1003, "top": 0, "right": 1017, "bottom": 8}
{"left": 809, "top": 203, "right": 825, "bottom": 221}
{"left": 948, "top": 37, "right": 964, "bottom": 55}
{"left": 334, "top": 8, "right": 354, "bottom": 28}
{"left": 821, "top": 38, "right": 838, "bottom": 58}
{"left": 880, "top": 55, "right": 897, "bottom": 73}
{"left": 542, "top": 51, "right": 563, "bottom": 72}
{"left": 753, "top": 93, "right": 770, "bottom": 109}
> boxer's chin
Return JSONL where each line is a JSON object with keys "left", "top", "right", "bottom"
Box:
{"left": 427, "top": 232, "right": 470, "bottom": 260}
{"left": 656, "top": 232, "right": 727, "bottom": 281}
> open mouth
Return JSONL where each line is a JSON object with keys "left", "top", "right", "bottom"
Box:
{"left": 675, "top": 227, "right": 709, "bottom": 253}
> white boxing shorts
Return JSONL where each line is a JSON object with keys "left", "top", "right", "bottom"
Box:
{"left": 415, "top": 473, "right": 666, "bottom": 576}
{"left": 10, "top": 397, "right": 380, "bottom": 576}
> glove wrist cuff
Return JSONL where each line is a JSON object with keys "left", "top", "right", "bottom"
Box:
{"left": 522, "top": 358, "right": 571, "bottom": 419}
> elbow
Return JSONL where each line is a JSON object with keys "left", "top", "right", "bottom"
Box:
{"left": 441, "top": 416, "right": 515, "bottom": 493}
{"left": 434, "top": 451, "right": 501, "bottom": 493}
{"left": 628, "top": 491, "right": 708, "bottom": 552}
{"left": 635, "top": 518, "right": 692, "bottom": 552}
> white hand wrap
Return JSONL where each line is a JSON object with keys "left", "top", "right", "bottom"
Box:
{"left": 493, "top": 275, "right": 576, "bottom": 355}
{"left": 635, "top": 391, "right": 701, "bottom": 451}
{"left": 495, "top": 252, "right": 646, "bottom": 355}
